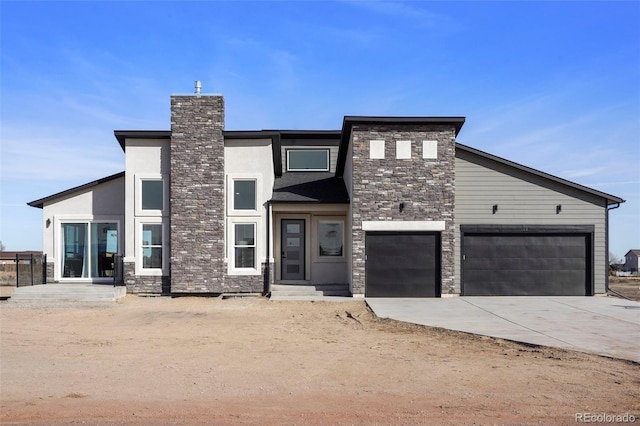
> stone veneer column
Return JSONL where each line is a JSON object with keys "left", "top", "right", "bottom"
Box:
{"left": 350, "top": 124, "right": 456, "bottom": 295}
{"left": 170, "top": 95, "right": 225, "bottom": 293}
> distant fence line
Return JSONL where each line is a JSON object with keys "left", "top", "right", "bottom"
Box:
{"left": 0, "top": 254, "right": 47, "bottom": 287}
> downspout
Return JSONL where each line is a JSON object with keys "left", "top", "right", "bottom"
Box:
{"left": 264, "top": 200, "right": 271, "bottom": 296}
{"left": 605, "top": 202, "right": 621, "bottom": 293}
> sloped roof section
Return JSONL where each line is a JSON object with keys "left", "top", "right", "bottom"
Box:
{"left": 27, "top": 172, "right": 125, "bottom": 209}
{"left": 271, "top": 172, "right": 349, "bottom": 203}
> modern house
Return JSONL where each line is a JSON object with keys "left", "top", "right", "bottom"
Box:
{"left": 623, "top": 250, "right": 640, "bottom": 274}
{"left": 28, "top": 91, "right": 625, "bottom": 297}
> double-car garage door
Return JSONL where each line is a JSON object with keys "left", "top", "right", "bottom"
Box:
{"left": 462, "top": 229, "right": 592, "bottom": 296}
{"left": 364, "top": 227, "right": 593, "bottom": 297}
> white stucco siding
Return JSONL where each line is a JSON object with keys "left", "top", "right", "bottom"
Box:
{"left": 124, "top": 139, "right": 170, "bottom": 260}
{"left": 455, "top": 150, "right": 608, "bottom": 294}
{"left": 41, "top": 176, "right": 125, "bottom": 280}
{"left": 224, "top": 139, "right": 275, "bottom": 272}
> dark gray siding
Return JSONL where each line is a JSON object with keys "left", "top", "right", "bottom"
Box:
{"left": 454, "top": 149, "right": 608, "bottom": 294}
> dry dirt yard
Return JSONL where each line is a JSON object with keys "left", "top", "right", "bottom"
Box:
{"left": 1, "top": 296, "right": 639, "bottom": 425}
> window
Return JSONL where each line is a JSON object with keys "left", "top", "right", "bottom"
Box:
{"left": 141, "top": 224, "right": 163, "bottom": 269}
{"left": 318, "top": 221, "right": 344, "bottom": 257}
{"left": 61, "top": 221, "right": 118, "bottom": 279}
{"left": 234, "top": 180, "right": 256, "bottom": 210}
{"left": 234, "top": 223, "right": 256, "bottom": 269}
{"left": 287, "top": 150, "right": 329, "bottom": 171}
{"left": 136, "top": 174, "right": 167, "bottom": 216}
{"left": 141, "top": 180, "right": 163, "bottom": 210}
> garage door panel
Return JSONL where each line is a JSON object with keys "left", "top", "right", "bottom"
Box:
{"left": 463, "top": 233, "right": 590, "bottom": 296}
{"left": 366, "top": 233, "right": 440, "bottom": 298}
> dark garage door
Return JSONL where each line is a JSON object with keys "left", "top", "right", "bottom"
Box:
{"left": 462, "top": 232, "right": 591, "bottom": 296}
{"left": 365, "top": 232, "right": 440, "bottom": 297}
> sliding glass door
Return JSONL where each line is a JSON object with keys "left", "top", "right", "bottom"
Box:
{"left": 61, "top": 222, "right": 118, "bottom": 280}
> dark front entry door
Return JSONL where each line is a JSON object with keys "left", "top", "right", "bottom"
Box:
{"left": 462, "top": 233, "right": 591, "bottom": 296}
{"left": 282, "top": 219, "right": 305, "bottom": 280}
{"left": 365, "top": 232, "right": 441, "bottom": 297}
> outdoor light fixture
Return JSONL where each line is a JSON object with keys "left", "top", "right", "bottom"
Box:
{"left": 556, "top": 204, "right": 562, "bottom": 214}
{"left": 46, "top": 218, "right": 51, "bottom": 228}
{"left": 399, "top": 202, "right": 405, "bottom": 213}
{"left": 492, "top": 204, "right": 498, "bottom": 214}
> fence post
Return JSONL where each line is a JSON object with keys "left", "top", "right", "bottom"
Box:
{"left": 15, "top": 254, "right": 19, "bottom": 288}
{"left": 30, "top": 253, "right": 34, "bottom": 286}
{"left": 43, "top": 254, "right": 47, "bottom": 284}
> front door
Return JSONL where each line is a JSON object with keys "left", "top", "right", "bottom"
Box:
{"left": 281, "top": 219, "right": 305, "bottom": 280}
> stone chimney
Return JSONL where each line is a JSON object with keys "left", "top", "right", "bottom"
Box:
{"left": 170, "top": 94, "right": 225, "bottom": 293}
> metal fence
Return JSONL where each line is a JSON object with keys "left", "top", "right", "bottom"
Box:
{"left": 113, "top": 254, "right": 125, "bottom": 286}
{"left": 0, "top": 254, "right": 47, "bottom": 287}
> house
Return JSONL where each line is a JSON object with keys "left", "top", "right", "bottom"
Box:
{"left": 28, "top": 91, "right": 625, "bottom": 297}
{"left": 623, "top": 250, "right": 640, "bottom": 274}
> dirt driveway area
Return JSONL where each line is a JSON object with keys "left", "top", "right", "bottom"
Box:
{"left": 1, "top": 296, "right": 639, "bottom": 425}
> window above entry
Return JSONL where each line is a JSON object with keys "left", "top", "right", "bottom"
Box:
{"left": 287, "top": 149, "right": 329, "bottom": 172}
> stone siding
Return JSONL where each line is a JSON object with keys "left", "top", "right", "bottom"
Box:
{"left": 224, "top": 262, "right": 272, "bottom": 293}
{"left": 170, "top": 95, "right": 226, "bottom": 293}
{"left": 46, "top": 262, "right": 54, "bottom": 283}
{"left": 124, "top": 261, "right": 169, "bottom": 294}
{"left": 350, "top": 124, "right": 456, "bottom": 295}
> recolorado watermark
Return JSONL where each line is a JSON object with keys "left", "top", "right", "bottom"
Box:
{"left": 575, "top": 412, "right": 636, "bottom": 423}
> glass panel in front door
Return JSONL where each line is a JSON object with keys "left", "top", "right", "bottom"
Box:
{"left": 281, "top": 219, "right": 305, "bottom": 280}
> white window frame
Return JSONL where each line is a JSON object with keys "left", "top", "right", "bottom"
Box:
{"left": 227, "top": 217, "right": 261, "bottom": 275}
{"left": 315, "top": 218, "right": 345, "bottom": 262}
{"left": 55, "top": 215, "right": 121, "bottom": 282}
{"left": 135, "top": 217, "right": 169, "bottom": 276}
{"left": 286, "top": 149, "right": 330, "bottom": 172}
{"left": 135, "top": 173, "right": 169, "bottom": 216}
{"left": 227, "top": 174, "right": 262, "bottom": 216}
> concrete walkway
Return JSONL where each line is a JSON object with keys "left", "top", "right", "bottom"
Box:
{"left": 366, "top": 296, "right": 640, "bottom": 363}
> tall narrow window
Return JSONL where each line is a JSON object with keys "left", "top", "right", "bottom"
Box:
{"left": 142, "top": 224, "right": 163, "bottom": 269}
{"left": 141, "top": 180, "right": 163, "bottom": 210}
{"left": 234, "top": 223, "right": 256, "bottom": 268}
{"left": 234, "top": 180, "right": 256, "bottom": 210}
{"left": 62, "top": 223, "right": 88, "bottom": 278}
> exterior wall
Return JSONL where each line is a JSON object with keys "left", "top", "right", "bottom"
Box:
{"left": 343, "top": 136, "right": 354, "bottom": 292}
{"left": 224, "top": 138, "right": 274, "bottom": 292}
{"left": 350, "top": 125, "right": 457, "bottom": 296}
{"left": 455, "top": 149, "right": 608, "bottom": 294}
{"left": 272, "top": 204, "right": 349, "bottom": 285}
{"left": 170, "top": 95, "right": 226, "bottom": 293}
{"left": 41, "top": 177, "right": 124, "bottom": 282}
{"left": 124, "top": 139, "right": 170, "bottom": 293}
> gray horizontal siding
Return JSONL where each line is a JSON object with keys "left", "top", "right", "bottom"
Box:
{"left": 281, "top": 146, "right": 338, "bottom": 173}
{"left": 454, "top": 149, "right": 607, "bottom": 294}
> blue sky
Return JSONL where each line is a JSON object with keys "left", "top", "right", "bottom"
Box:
{"left": 1, "top": 1, "right": 639, "bottom": 258}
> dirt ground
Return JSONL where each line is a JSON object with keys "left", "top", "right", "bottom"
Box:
{"left": 1, "top": 296, "right": 638, "bottom": 425}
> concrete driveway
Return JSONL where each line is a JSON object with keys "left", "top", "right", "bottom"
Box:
{"left": 366, "top": 296, "right": 640, "bottom": 363}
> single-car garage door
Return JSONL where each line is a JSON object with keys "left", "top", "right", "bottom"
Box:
{"left": 462, "top": 230, "right": 592, "bottom": 296}
{"left": 365, "top": 232, "right": 440, "bottom": 297}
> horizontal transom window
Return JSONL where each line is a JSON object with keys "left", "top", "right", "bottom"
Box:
{"left": 287, "top": 149, "right": 329, "bottom": 171}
